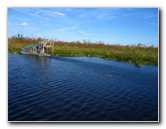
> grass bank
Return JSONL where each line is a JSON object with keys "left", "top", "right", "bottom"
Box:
{"left": 51, "top": 43, "right": 158, "bottom": 67}
{"left": 8, "top": 35, "right": 158, "bottom": 67}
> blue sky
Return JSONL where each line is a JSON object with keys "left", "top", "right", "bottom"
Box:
{"left": 8, "top": 8, "right": 158, "bottom": 46}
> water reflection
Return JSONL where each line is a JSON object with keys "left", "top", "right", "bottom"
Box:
{"left": 22, "top": 55, "right": 49, "bottom": 67}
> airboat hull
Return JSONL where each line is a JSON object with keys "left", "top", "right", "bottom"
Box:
{"left": 20, "top": 51, "right": 39, "bottom": 56}
{"left": 20, "top": 51, "right": 50, "bottom": 57}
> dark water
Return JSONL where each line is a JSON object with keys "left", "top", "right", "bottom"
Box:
{"left": 8, "top": 53, "right": 158, "bottom": 121}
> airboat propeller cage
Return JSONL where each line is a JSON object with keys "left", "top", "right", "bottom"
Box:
{"left": 39, "top": 41, "right": 48, "bottom": 54}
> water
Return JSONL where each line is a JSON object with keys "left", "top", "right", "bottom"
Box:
{"left": 8, "top": 53, "right": 158, "bottom": 121}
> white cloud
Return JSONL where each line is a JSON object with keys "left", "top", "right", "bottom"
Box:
{"left": 78, "top": 31, "right": 84, "bottom": 34}
{"left": 58, "top": 26, "right": 77, "bottom": 33}
{"left": 35, "top": 11, "right": 40, "bottom": 14}
{"left": 70, "top": 26, "right": 76, "bottom": 30}
{"left": 150, "top": 23, "right": 158, "bottom": 26}
{"left": 53, "top": 11, "right": 65, "bottom": 16}
{"left": 126, "top": 8, "right": 134, "bottom": 11}
{"left": 78, "top": 8, "right": 120, "bottom": 21}
{"left": 58, "top": 29, "right": 65, "bottom": 32}
{"left": 17, "top": 22, "right": 28, "bottom": 27}
{"left": 144, "top": 14, "right": 157, "bottom": 18}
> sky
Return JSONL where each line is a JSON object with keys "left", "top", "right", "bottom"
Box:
{"left": 8, "top": 8, "right": 158, "bottom": 46}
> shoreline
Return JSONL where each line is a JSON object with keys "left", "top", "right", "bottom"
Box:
{"left": 8, "top": 37, "right": 158, "bottom": 67}
{"left": 8, "top": 51, "right": 158, "bottom": 67}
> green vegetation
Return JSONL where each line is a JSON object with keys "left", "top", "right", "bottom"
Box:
{"left": 8, "top": 34, "right": 158, "bottom": 67}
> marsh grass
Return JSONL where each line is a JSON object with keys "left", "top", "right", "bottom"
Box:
{"left": 52, "top": 44, "right": 158, "bottom": 66}
{"left": 8, "top": 35, "right": 158, "bottom": 66}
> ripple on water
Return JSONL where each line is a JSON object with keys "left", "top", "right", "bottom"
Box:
{"left": 8, "top": 54, "right": 158, "bottom": 121}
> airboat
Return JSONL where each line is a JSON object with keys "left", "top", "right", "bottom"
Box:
{"left": 20, "top": 41, "right": 53, "bottom": 57}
